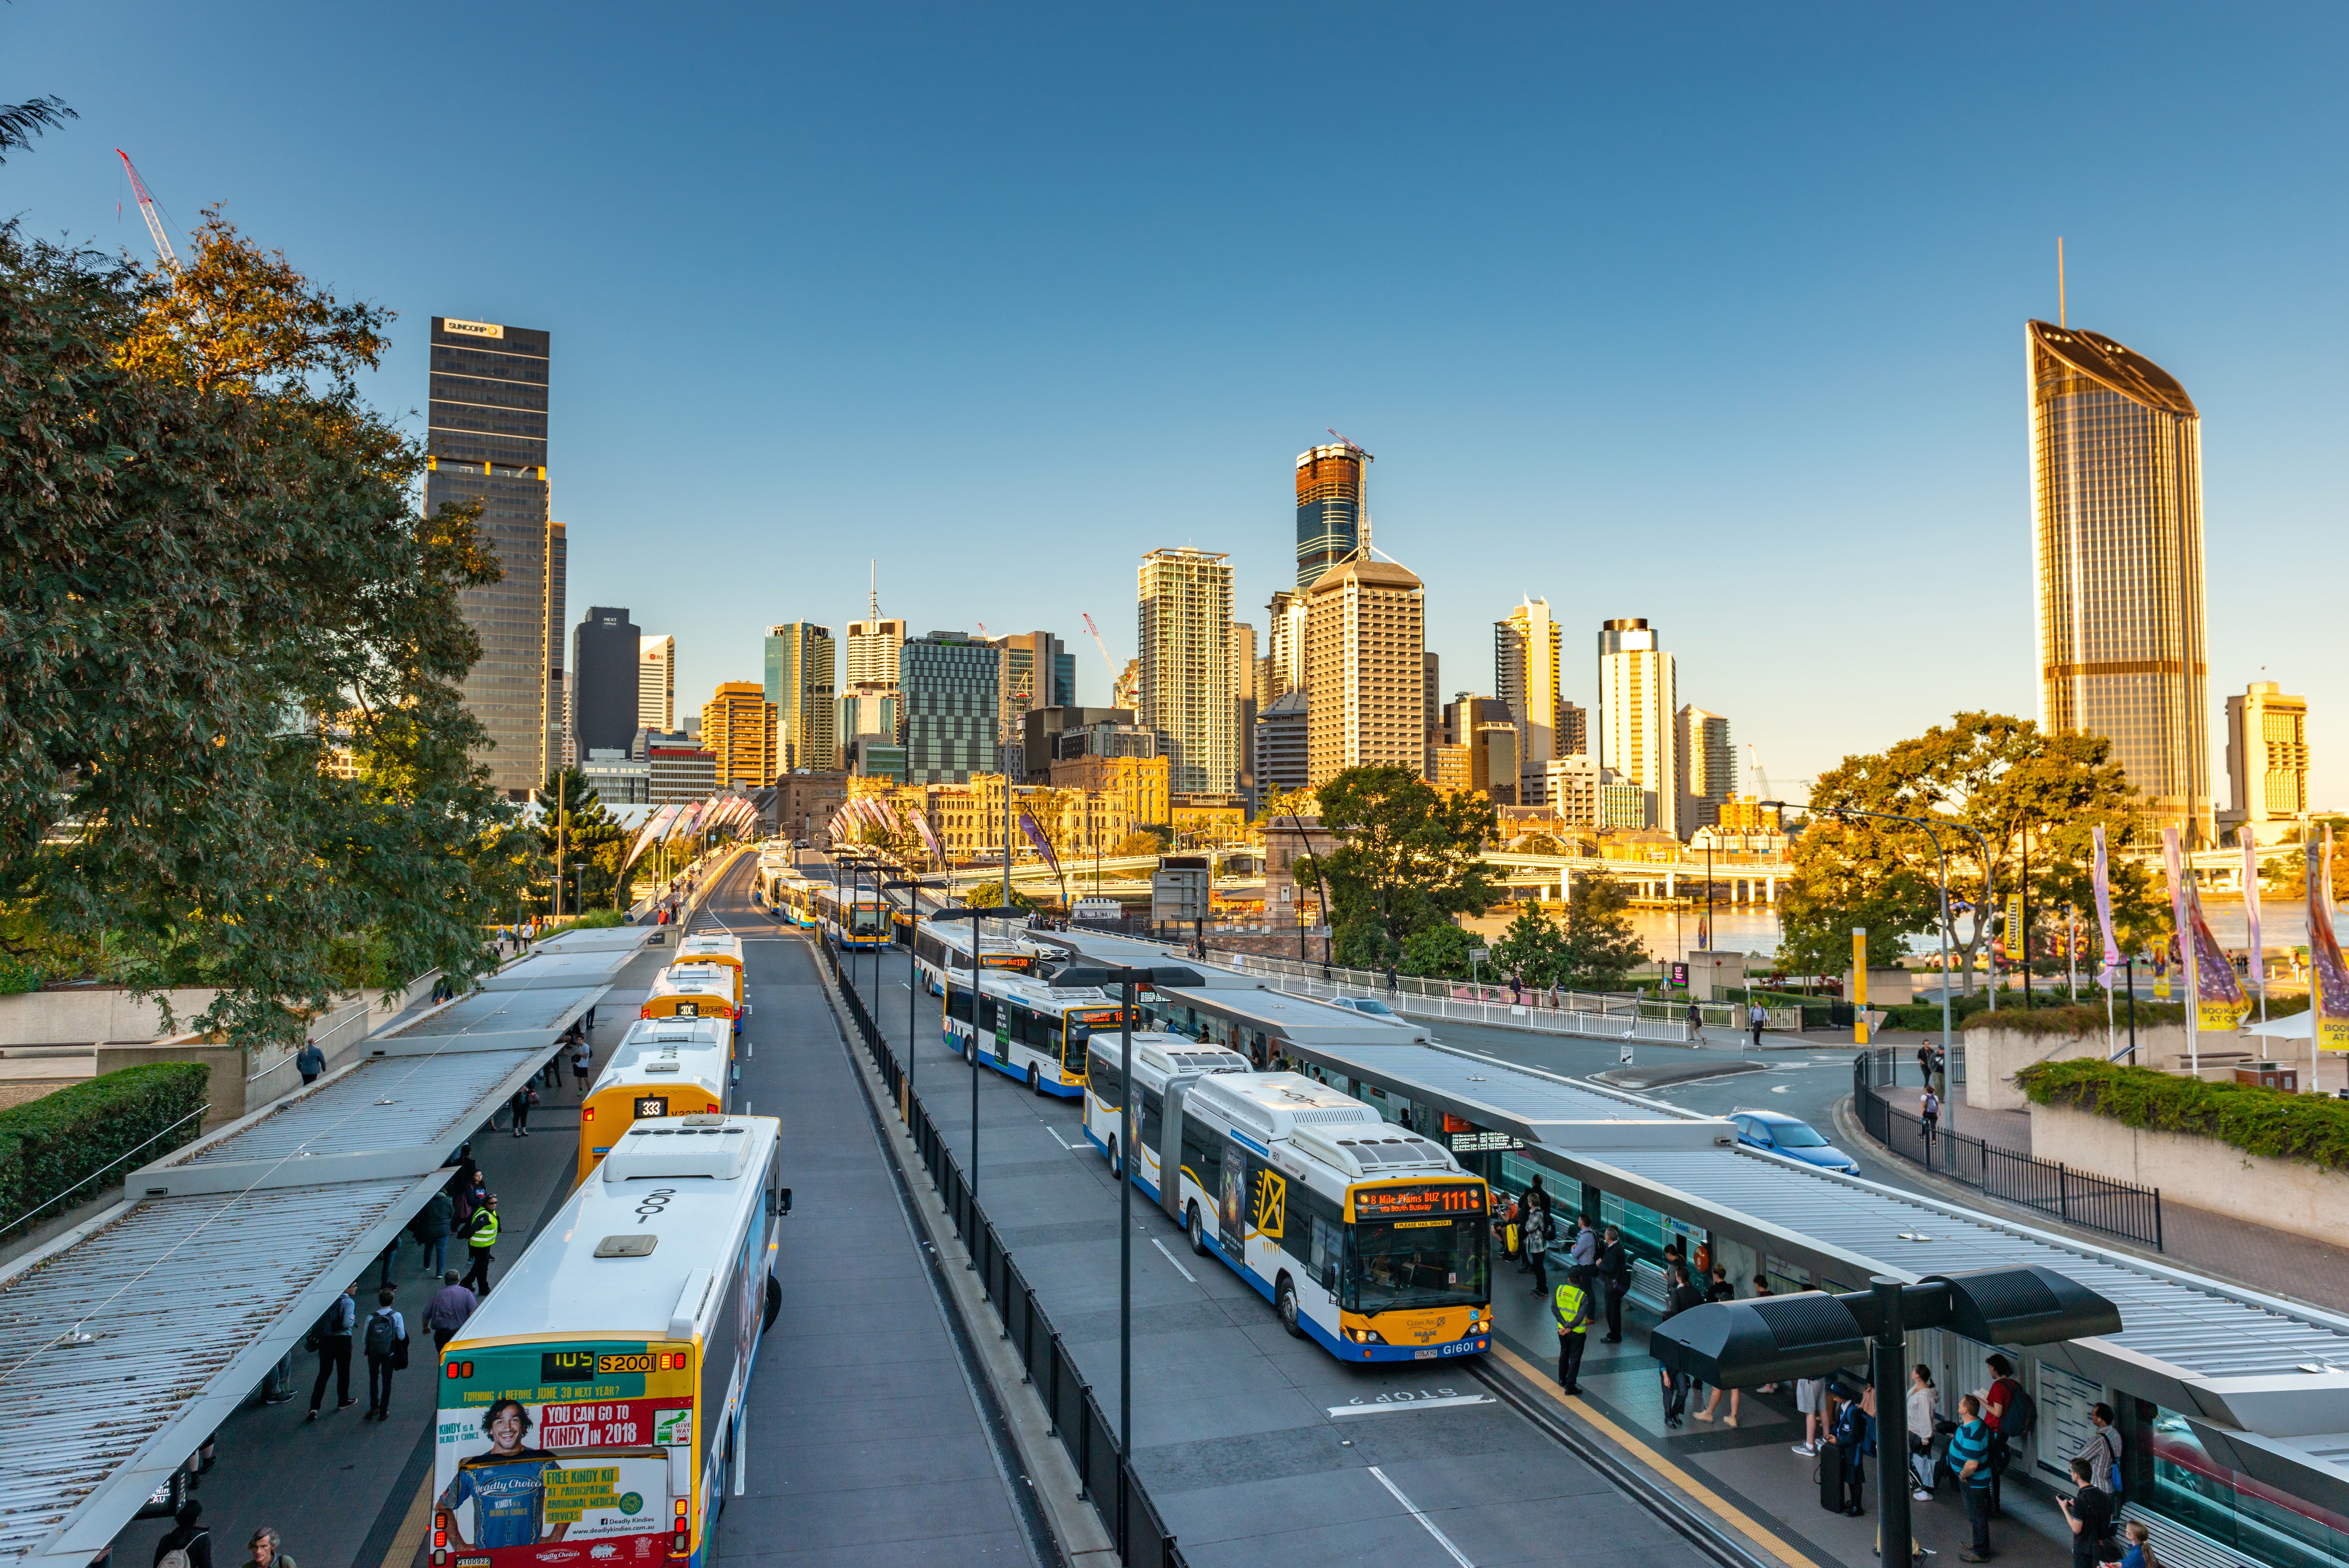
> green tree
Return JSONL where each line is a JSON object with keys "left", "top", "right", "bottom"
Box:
{"left": 1400, "top": 921, "right": 1477, "bottom": 978}
{"left": 1306, "top": 766, "right": 1500, "bottom": 964}
{"left": 0, "top": 219, "right": 525, "bottom": 1049}
{"left": 1513, "top": 833, "right": 1565, "bottom": 857}
{"left": 1559, "top": 871, "right": 1647, "bottom": 991}
{"left": 1492, "top": 906, "right": 1572, "bottom": 986}
{"left": 536, "top": 767, "right": 626, "bottom": 913}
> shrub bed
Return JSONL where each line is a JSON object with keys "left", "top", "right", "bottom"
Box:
{"left": 0, "top": 1062, "right": 211, "bottom": 1239}
{"left": 2016, "top": 1057, "right": 2349, "bottom": 1172}
{"left": 1964, "top": 1002, "right": 2190, "bottom": 1036}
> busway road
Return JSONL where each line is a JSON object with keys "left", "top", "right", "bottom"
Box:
{"left": 732, "top": 861, "right": 1742, "bottom": 1568}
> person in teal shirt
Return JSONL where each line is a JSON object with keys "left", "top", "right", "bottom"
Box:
{"left": 1948, "top": 1394, "right": 1995, "bottom": 1562}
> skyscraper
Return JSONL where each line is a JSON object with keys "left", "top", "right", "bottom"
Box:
{"left": 1676, "top": 705, "right": 1734, "bottom": 835}
{"left": 1495, "top": 597, "right": 1566, "bottom": 804}
{"left": 1230, "top": 622, "right": 1257, "bottom": 806}
{"left": 1137, "top": 548, "right": 1236, "bottom": 794}
{"left": 2028, "top": 319, "right": 2212, "bottom": 844}
{"left": 1304, "top": 556, "right": 1425, "bottom": 787}
{"left": 988, "top": 631, "right": 1070, "bottom": 762}
{"left": 427, "top": 316, "right": 555, "bottom": 795}
{"left": 765, "top": 623, "right": 837, "bottom": 774}
{"left": 1597, "top": 618, "right": 1677, "bottom": 837}
{"left": 638, "top": 636, "right": 675, "bottom": 734}
{"left": 546, "top": 522, "right": 567, "bottom": 776}
{"left": 844, "top": 613, "right": 908, "bottom": 689}
{"left": 1263, "top": 588, "right": 1307, "bottom": 700}
{"left": 1295, "top": 442, "right": 1371, "bottom": 590}
{"left": 570, "top": 606, "right": 641, "bottom": 761}
{"left": 900, "top": 631, "right": 1002, "bottom": 784}
{"left": 2224, "top": 681, "right": 2309, "bottom": 846}
{"left": 700, "top": 682, "right": 778, "bottom": 790}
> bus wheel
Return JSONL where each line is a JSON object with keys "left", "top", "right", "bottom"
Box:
{"left": 1107, "top": 1137, "right": 1121, "bottom": 1178}
{"left": 1276, "top": 1275, "right": 1306, "bottom": 1338}
{"left": 1187, "top": 1201, "right": 1210, "bottom": 1257}
{"left": 964, "top": 1036, "right": 976, "bottom": 1064}
{"left": 1026, "top": 1064, "right": 1041, "bottom": 1095}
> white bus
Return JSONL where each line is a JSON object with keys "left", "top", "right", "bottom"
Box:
{"left": 814, "top": 885, "right": 889, "bottom": 950}
{"left": 943, "top": 967, "right": 1130, "bottom": 1099}
{"left": 1081, "top": 1031, "right": 1250, "bottom": 1200}
{"left": 435, "top": 1114, "right": 787, "bottom": 1568}
{"left": 1146, "top": 1071, "right": 1493, "bottom": 1364}
{"left": 911, "top": 920, "right": 1042, "bottom": 995}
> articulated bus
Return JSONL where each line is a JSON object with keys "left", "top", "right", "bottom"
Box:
{"left": 814, "top": 887, "right": 889, "bottom": 950}
{"left": 1081, "top": 1031, "right": 1250, "bottom": 1195}
{"left": 772, "top": 874, "right": 819, "bottom": 928}
{"left": 435, "top": 1114, "right": 786, "bottom": 1568}
{"left": 1118, "top": 1070, "right": 1492, "bottom": 1363}
{"left": 642, "top": 962, "right": 745, "bottom": 1037}
{"left": 943, "top": 968, "right": 1128, "bottom": 1098}
{"left": 673, "top": 933, "right": 745, "bottom": 999}
{"left": 578, "top": 1017, "right": 732, "bottom": 1183}
{"left": 911, "top": 921, "right": 1041, "bottom": 995}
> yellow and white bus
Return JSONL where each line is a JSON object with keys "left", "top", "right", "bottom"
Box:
{"left": 673, "top": 933, "right": 745, "bottom": 998}
{"left": 911, "top": 921, "right": 1041, "bottom": 995}
{"left": 641, "top": 962, "right": 744, "bottom": 1037}
{"left": 577, "top": 1017, "right": 732, "bottom": 1184}
{"left": 1144, "top": 1071, "right": 1493, "bottom": 1364}
{"left": 435, "top": 1114, "right": 786, "bottom": 1568}
{"left": 814, "top": 886, "right": 890, "bottom": 950}
{"left": 943, "top": 967, "right": 1129, "bottom": 1099}
{"left": 1081, "top": 1030, "right": 1250, "bottom": 1194}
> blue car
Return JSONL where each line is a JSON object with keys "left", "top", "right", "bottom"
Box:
{"left": 1731, "top": 1110, "right": 1860, "bottom": 1175}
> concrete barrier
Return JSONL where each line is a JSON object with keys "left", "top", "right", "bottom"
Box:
{"left": 1966, "top": 1022, "right": 2189, "bottom": 1111}
{"left": 2029, "top": 1098, "right": 2349, "bottom": 1248}
{"left": 0, "top": 987, "right": 222, "bottom": 1048}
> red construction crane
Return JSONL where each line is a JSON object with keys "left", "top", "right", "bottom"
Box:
{"left": 115, "top": 149, "right": 179, "bottom": 271}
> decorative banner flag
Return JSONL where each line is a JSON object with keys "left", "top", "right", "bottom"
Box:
{"left": 914, "top": 810, "right": 946, "bottom": 863}
{"left": 2242, "top": 830, "right": 2264, "bottom": 1008}
{"left": 874, "top": 796, "right": 903, "bottom": 832}
{"left": 2091, "top": 825, "right": 2121, "bottom": 985}
{"left": 1019, "top": 810, "right": 1060, "bottom": 878}
{"left": 2164, "top": 825, "right": 2248, "bottom": 1032}
{"left": 620, "top": 802, "right": 682, "bottom": 870}
{"left": 2312, "top": 827, "right": 2349, "bottom": 1052}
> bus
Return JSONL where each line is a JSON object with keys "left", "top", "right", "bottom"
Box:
{"left": 912, "top": 920, "right": 1042, "bottom": 994}
{"left": 814, "top": 886, "right": 889, "bottom": 950}
{"left": 1148, "top": 1070, "right": 1492, "bottom": 1363}
{"left": 673, "top": 933, "right": 745, "bottom": 1000}
{"left": 578, "top": 1017, "right": 732, "bottom": 1184}
{"left": 943, "top": 967, "right": 1129, "bottom": 1098}
{"left": 434, "top": 1114, "right": 786, "bottom": 1568}
{"left": 642, "top": 962, "right": 744, "bottom": 1037}
{"left": 1081, "top": 1031, "right": 1250, "bottom": 1197}
{"left": 772, "top": 874, "right": 819, "bottom": 928}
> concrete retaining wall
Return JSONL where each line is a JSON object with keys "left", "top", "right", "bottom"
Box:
{"left": 1968, "top": 1023, "right": 2189, "bottom": 1111}
{"left": 2029, "top": 1099, "right": 2349, "bottom": 1249}
{"left": 0, "top": 987, "right": 222, "bottom": 1048}
{"left": 95, "top": 1038, "right": 247, "bottom": 1129}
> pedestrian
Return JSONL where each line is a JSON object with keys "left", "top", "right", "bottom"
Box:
{"left": 239, "top": 1528, "right": 293, "bottom": 1568}
{"left": 1686, "top": 998, "right": 1705, "bottom": 1045}
{"left": 1921, "top": 1087, "right": 1942, "bottom": 1151}
{"left": 1749, "top": 1000, "right": 1766, "bottom": 1050}
{"left": 1983, "top": 1353, "right": 2027, "bottom": 1514}
{"left": 374, "top": 1234, "right": 400, "bottom": 1290}
{"left": 2059, "top": 1456, "right": 2114, "bottom": 1568}
{"left": 295, "top": 1039, "right": 324, "bottom": 1086}
{"left": 306, "top": 1285, "right": 357, "bottom": 1421}
{"left": 425, "top": 1270, "right": 478, "bottom": 1352}
{"left": 1793, "top": 1374, "right": 1828, "bottom": 1457}
{"left": 153, "top": 1501, "right": 211, "bottom": 1568}
{"left": 1567, "top": 1214, "right": 1597, "bottom": 1274}
{"left": 459, "top": 1195, "right": 499, "bottom": 1294}
{"left": 570, "top": 1036, "right": 592, "bottom": 1093}
{"left": 1907, "top": 1365, "right": 1941, "bottom": 1501}
{"left": 1693, "top": 1269, "right": 1742, "bottom": 1426}
{"left": 1950, "top": 1394, "right": 1996, "bottom": 1562}
{"left": 362, "top": 1286, "right": 408, "bottom": 1422}
{"left": 1522, "top": 1196, "right": 1551, "bottom": 1296}
{"left": 1833, "top": 1379, "right": 1869, "bottom": 1515}
{"left": 2118, "top": 1520, "right": 2155, "bottom": 1568}
{"left": 509, "top": 1084, "right": 535, "bottom": 1138}
{"left": 1552, "top": 1265, "right": 1593, "bottom": 1395}
{"left": 1509, "top": 972, "right": 1523, "bottom": 1006}
{"left": 414, "top": 1188, "right": 453, "bottom": 1278}
{"left": 1658, "top": 1265, "right": 1704, "bottom": 1427}
{"left": 1386, "top": 963, "right": 1398, "bottom": 995}
{"left": 2078, "top": 1402, "right": 2123, "bottom": 1499}
{"left": 1598, "top": 1225, "right": 1630, "bottom": 1342}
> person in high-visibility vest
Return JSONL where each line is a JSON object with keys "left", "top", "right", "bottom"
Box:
{"left": 1553, "top": 1266, "right": 1594, "bottom": 1395}
{"left": 459, "top": 1195, "right": 500, "bottom": 1295}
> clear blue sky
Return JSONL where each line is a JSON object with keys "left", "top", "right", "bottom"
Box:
{"left": 10, "top": 4, "right": 2345, "bottom": 803}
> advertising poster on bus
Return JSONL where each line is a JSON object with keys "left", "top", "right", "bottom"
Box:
{"left": 436, "top": 1343, "right": 693, "bottom": 1567}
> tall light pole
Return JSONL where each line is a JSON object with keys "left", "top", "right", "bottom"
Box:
{"left": 883, "top": 879, "right": 942, "bottom": 1116}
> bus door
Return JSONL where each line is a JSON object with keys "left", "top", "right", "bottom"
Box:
{"left": 1156, "top": 1082, "right": 1193, "bottom": 1222}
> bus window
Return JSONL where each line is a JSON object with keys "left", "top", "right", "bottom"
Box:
{"left": 1343, "top": 1212, "right": 1489, "bottom": 1313}
{"left": 1140, "top": 1086, "right": 1163, "bottom": 1146}
{"left": 946, "top": 987, "right": 974, "bottom": 1024}
{"left": 1180, "top": 1118, "right": 1222, "bottom": 1207}
{"left": 976, "top": 994, "right": 998, "bottom": 1032}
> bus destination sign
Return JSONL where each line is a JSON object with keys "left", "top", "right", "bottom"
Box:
{"left": 1353, "top": 1184, "right": 1485, "bottom": 1220}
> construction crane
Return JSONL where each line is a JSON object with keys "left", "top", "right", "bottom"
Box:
{"left": 1078, "top": 613, "right": 1121, "bottom": 695}
{"left": 115, "top": 149, "right": 179, "bottom": 271}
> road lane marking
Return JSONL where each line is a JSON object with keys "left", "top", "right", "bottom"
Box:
{"left": 1331, "top": 1394, "right": 1492, "bottom": 1417}
{"left": 1150, "top": 1237, "right": 1196, "bottom": 1282}
{"left": 1365, "top": 1465, "right": 1475, "bottom": 1567}
{"left": 1487, "top": 1341, "right": 1821, "bottom": 1568}
{"left": 1042, "top": 1125, "right": 1077, "bottom": 1151}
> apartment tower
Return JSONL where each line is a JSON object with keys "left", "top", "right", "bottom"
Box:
{"left": 639, "top": 636, "right": 676, "bottom": 734}
{"left": 1495, "top": 597, "right": 1566, "bottom": 804}
{"left": 900, "top": 631, "right": 1002, "bottom": 784}
{"left": 1304, "top": 555, "right": 1425, "bottom": 787}
{"left": 2028, "top": 319, "right": 2212, "bottom": 844}
{"left": 700, "top": 682, "right": 778, "bottom": 790}
{"left": 1676, "top": 705, "right": 1734, "bottom": 835}
{"left": 1296, "top": 442, "right": 1372, "bottom": 590}
{"left": 1136, "top": 548, "right": 1237, "bottom": 794}
{"left": 2224, "top": 681, "right": 2309, "bottom": 846}
{"left": 765, "top": 623, "right": 837, "bottom": 774}
{"left": 427, "top": 316, "right": 557, "bottom": 794}
{"left": 1598, "top": 618, "right": 1678, "bottom": 837}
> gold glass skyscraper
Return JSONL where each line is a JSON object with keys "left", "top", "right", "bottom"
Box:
{"left": 2027, "top": 320, "right": 2211, "bottom": 844}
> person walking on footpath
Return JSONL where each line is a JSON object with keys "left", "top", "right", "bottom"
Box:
{"left": 459, "top": 1195, "right": 500, "bottom": 1294}
{"left": 508, "top": 1084, "right": 535, "bottom": 1138}
{"left": 1920, "top": 1086, "right": 1942, "bottom": 1152}
{"left": 415, "top": 1188, "right": 453, "bottom": 1278}
{"left": 1686, "top": 998, "right": 1705, "bottom": 1046}
{"left": 425, "top": 1271, "right": 478, "bottom": 1351}
{"left": 295, "top": 1039, "right": 324, "bottom": 1087}
{"left": 362, "top": 1287, "right": 409, "bottom": 1422}
{"left": 1386, "top": 963, "right": 1398, "bottom": 995}
{"left": 239, "top": 1529, "right": 293, "bottom": 1568}
{"left": 306, "top": 1285, "right": 357, "bottom": 1421}
{"left": 1552, "top": 1266, "right": 1593, "bottom": 1395}
{"left": 153, "top": 1501, "right": 211, "bottom": 1568}
{"left": 1748, "top": 1001, "right": 1766, "bottom": 1050}
{"left": 1657, "top": 1264, "right": 1704, "bottom": 1427}
{"left": 1598, "top": 1225, "right": 1630, "bottom": 1342}
{"left": 1793, "top": 1373, "right": 1828, "bottom": 1457}
{"left": 570, "top": 1036, "right": 592, "bottom": 1096}
{"left": 1949, "top": 1394, "right": 1996, "bottom": 1561}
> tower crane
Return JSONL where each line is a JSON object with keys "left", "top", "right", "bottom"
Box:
{"left": 115, "top": 149, "right": 179, "bottom": 271}
{"left": 1745, "top": 741, "right": 1770, "bottom": 804}
{"left": 1078, "top": 613, "right": 1124, "bottom": 702}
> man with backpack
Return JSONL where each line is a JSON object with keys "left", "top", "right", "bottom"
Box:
{"left": 1983, "top": 1354, "right": 2033, "bottom": 1515}
{"left": 305, "top": 1285, "right": 357, "bottom": 1421}
{"left": 362, "top": 1287, "right": 409, "bottom": 1422}
{"left": 153, "top": 1501, "right": 211, "bottom": 1568}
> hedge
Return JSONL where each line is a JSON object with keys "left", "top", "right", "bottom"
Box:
{"left": 0, "top": 1062, "right": 211, "bottom": 1240}
{"left": 1964, "top": 1002, "right": 2189, "bottom": 1037}
{"left": 2016, "top": 1057, "right": 2349, "bottom": 1172}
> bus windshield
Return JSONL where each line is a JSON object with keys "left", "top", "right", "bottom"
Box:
{"left": 848, "top": 905, "right": 888, "bottom": 935}
{"left": 1342, "top": 1216, "right": 1489, "bottom": 1313}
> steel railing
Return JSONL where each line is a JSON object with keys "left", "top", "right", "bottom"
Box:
{"left": 1854, "top": 1064, "right": 2160, "bottom": 1250}
{"left": 821, "top": 936, "right": 1188, "bottom": 1568}
{"left": 1240, "top": 969, "right": 1698, "bottom": 1044}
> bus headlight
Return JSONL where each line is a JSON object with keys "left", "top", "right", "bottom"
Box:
{"left": 1342, "top": 1326, "right": 1387, "bottom": 1345}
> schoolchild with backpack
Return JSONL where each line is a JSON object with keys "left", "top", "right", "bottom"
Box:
{"left": 361, "top": 1287, "right": 409, "bottom": 1422}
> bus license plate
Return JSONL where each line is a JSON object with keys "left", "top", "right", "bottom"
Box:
{"left": 1413, "top": 1349, "right": 1438, "bottom": 1360}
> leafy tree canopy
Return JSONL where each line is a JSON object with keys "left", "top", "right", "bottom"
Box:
{"left": 0, "top": 219, "right": 527, "bottom": 1047}
{"left": 1307, "top": 766, "right": 1499, "bottom": 963}
{"left": 1559, "top": 871, "right": 1648, "bottom": 991}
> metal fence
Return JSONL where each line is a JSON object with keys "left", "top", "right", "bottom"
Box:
{"left": 821, "top": 938, "right": 1188, "bottom": 1568}
{"left": 1854, "top": 1064, "right": 2161, "bottom": 1251}
{"left": 1244, "top": 968, "right": 1699, "bottom": 1044}
{"left": 1862, "top": 1044, "right": 1968, "bottom": 1089}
